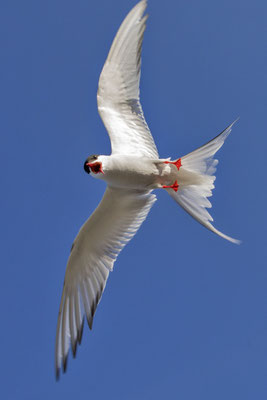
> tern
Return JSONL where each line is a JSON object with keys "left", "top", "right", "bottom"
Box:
{"left": 55, "top": 0, "right": 240, "bottom": 379}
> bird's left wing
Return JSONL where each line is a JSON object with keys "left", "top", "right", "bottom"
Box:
{"left": 97, "top": 0, "right": 158, "bottom": 159}
{"left": 55, "top": 187, "right": 156, "bottom": 379}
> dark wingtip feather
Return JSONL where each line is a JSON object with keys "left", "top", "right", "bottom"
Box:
{"left": 78, "top": 317, "right": 84, "bottom": 344}
{"left": 86, "top": 313, "right": 94, "bottom": 331}
{"left": 89, "top": 315, "right": 94, "bottom": 330}
{"left": 55, "top": 367, "right": 60, "bottom": 381}
{"left": 72, "top": 338, "right": 78, "bottom": 358}
{"left": 91, "top": 300, "right": 96, "bottom": 318}
{"left": 63, "top": 352, "right": 68, "bottom": 373}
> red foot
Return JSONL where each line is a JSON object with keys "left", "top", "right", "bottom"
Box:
{"left": 162, "top": 180, "right": 179, "bottom": 192}
{"left": 164, "top": 158, "right": 182, "bottom": 171}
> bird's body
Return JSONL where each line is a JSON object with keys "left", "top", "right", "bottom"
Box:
{"left": 55, "top": 0, "right": 240, "bottom": 379}
{"left": 91, "top": 155, "right": 179, "bottom": 190}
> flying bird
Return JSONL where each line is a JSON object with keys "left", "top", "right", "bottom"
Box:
{"left": 55, "top": 0, "right": 240, "bottom": 379}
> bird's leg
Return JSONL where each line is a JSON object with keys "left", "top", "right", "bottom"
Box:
{"left": 162, "top": 180, "right": 179, "bottom": 192}
{"left": 164, "top": 158, "right": 182, "bottom": 171}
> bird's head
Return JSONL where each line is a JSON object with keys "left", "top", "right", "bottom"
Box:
{"left": 83, "top": 154, "right": 104, "bottom": 174}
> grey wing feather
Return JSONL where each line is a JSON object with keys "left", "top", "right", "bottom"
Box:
{"left": 97, "top": 0, "right": 158, "bottom": 158}
{"left": 55, "top": 187, "right": 156, "bottom": 379}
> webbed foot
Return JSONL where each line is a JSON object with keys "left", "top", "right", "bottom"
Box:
{"left": 162, "top": 180, "right": 179, "bottom": 192}
{"left": 164, "top": 158, "right": 182, "bottom": 171}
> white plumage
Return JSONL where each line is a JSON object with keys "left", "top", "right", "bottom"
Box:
{"left": 56, "top": 187, "right": 156, "bottom": 376}
{"left": 97, "top": 1, "right": 158, "bottom": 158}
{"left": 55, "top": 0, "right": 240, "bottom": 379}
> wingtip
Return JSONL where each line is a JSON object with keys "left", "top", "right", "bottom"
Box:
{"left": 71, "top": 338, "right": 78, "bottom": 358}
{"left": 63, "top": 354, "right": 68, "bottom": 374}
{"left": 89, "top": 319, "right": 94, "bottom": 330}
{"left": 133, "top": 0, "right": 148, "bottom": 14}
{"left": 85, "top": 312, "right": 94, "bottom": 330}
{"left": 140, "top": 0, "right": 148, "bottom": 7}
{"left": 136, "top": 0, "right": 148, "bottom": 19}
{"left": 217, "top": 117, "right": 240, "bottom": 142}
{"left": 55, "top": 367, "right": 60, "bottom": 382}
{"left": 78, "top": 317, "right": 85, "bottom": 345}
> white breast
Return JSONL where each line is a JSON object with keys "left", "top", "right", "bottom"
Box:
{"left": 94, "top": 155, "right": 159, "bottom": 190}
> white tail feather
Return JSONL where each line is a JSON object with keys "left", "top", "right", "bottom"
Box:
{"left": 168, "top": 120, "right": 240, "bottom": 244}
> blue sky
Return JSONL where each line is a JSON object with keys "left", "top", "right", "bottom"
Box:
{"left": 1, "top": 0, "right": 267, "bottom": 398}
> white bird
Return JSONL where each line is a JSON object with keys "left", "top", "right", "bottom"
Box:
{"left": 55, "top": 0, "right": 240, "bottom": 379}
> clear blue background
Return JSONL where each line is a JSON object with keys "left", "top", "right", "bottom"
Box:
{"left": 1, "top": 0, "right": 267, "bottom": 398}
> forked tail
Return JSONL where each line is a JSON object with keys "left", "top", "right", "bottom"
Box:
{"left": 167, "top": 120, "right": 240, "bottom": 244}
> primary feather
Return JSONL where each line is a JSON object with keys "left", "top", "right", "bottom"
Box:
{"left": 55, "top": 188, "right": 156, "bottom": 378}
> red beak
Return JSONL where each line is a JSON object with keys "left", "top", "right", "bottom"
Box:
{"left": 86, "top": 162, "right": 104, "bottom": 174}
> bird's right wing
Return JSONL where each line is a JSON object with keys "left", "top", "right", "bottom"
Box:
{"left": 97, "top": 0, "right": 159, "bottom": 159}
{"left": 55, "top": 187, "right": 156, "bottom": 379}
